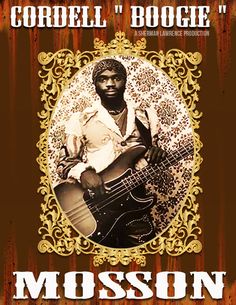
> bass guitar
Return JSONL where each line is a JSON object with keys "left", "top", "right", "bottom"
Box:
{"left": 54, "top": 143, "right": 193, "bottom": 243}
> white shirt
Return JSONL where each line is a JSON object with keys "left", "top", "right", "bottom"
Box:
{"left": 65, "top": 101, "right": 159, "bottom": 180}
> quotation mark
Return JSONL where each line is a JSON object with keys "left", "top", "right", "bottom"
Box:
{"left": 218, "top": 5, "right": 227, "bottom": 14}
{"left": 115, "top": 5, "right": 123, "bottom": 14}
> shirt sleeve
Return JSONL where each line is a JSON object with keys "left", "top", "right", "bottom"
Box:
{"left": 146, "top": 106, "right": 160, "bottom": 144}
{"left": 62, "top": 113, "right": 91, "bottom": 180}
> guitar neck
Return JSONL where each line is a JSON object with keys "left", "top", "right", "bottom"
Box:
{"left": 122, "top": 143, "right": 194, "bottom": 191}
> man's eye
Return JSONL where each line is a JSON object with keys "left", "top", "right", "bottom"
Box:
{"left": 114, "top": 76, "right": 121, "bottom": 81}
{"left": 98, "top": 77, "right": 106, "bottom": 82}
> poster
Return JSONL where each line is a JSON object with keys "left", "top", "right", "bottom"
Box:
{"left": 0, "top": 0, "right": 235, "bottom": 303}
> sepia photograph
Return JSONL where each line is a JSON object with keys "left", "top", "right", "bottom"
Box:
{"left": 48, "top": 56, "right": 194, "bottom": 248}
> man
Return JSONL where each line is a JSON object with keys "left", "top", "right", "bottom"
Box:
{"left": 57, "top": 58, "right": 166, "bottom": 248}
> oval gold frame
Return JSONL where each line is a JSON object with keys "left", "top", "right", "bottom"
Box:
{"left": 37, "top": 31, "right": 202, "bottom": 266}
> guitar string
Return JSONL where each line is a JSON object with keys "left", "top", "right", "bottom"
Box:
{"left": 70, "top": 147, "right": 193, "bottom": 225}
{"left": 70, "top": 148, "right": 193, "bottom": 226}
{"left": 65, "top": 143, "right": 193, "bottom": 222}
{"left": 66, "top": 152, "right": 171, "bottom": 216}
{"left": 65, "top": 144, "right": 193, "bottom": 224}
{"left": 72, "top": 143, "right": 194, "bottom": 214}
{"left": 68, "top": 152, "right": 193, "bottom": 227}
{"left": 71, "top": 142, "right": 192, "bottom": 206}
{"left": 65, "top": 144, "right": 193, "bottom": 221}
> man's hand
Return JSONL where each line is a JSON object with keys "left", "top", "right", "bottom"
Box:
{"left": 80, "top": 168, "right": 105, "bottom": 197}
{"left": 146, "top": 146, "right": 167, "bottom": 164}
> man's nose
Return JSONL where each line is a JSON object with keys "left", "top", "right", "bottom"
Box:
{"left": 106, "top": 78, "right": 115, "bottom": 86}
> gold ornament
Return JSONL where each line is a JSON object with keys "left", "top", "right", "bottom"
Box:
{"left": 37, "top": 32, "right": 202, "bottom": 266}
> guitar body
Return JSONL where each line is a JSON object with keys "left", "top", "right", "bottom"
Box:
{"left": 54, "top": 145, "right": 154, "bottom": 243}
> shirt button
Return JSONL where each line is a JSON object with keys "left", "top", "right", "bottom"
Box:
{"left": 121, "top": 141, "right": 127, "bottom": 146}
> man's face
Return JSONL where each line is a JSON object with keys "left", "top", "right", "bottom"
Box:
{"left": 95, "top": 69, "right": 126, "bottom": 101}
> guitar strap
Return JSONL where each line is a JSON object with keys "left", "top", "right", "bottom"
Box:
{"left": 135, "top": 110, "right": 152, "bottom": 148}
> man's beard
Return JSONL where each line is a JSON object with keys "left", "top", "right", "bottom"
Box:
{"left": 96, "top": 86, "right": 126, "bottom": 110}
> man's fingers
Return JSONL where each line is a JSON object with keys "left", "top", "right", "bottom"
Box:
{"left": 150, "top": 148, "right": 159, "bottom": 163}
{"left": 146, "top": 147, "right": 155, "bottom": 162}
{"left": 96, "top": 182, "right": 105, "bottom": 196}
{"left": 80, "top": 170, "right": 105, "bottom": 196}
{"left": 162, "top": 150, "right": 167, "bottom": 159}
{"left": 147, "top": 146, "right": 167, "bottom": 164}
{"left": 92, "top": 178, "right": 106, "bottom": 197}
{"left": 81, "top": 179, "right": 88, "bottom": 189}
{"left": 156, "top": 149, "right": 164, "bottom": 162}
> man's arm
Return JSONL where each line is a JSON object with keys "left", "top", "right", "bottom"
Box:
{"left": 57, "top": 113, "right": 105, "bottom": 196}
{"left": 145, "top": 107, "right": 167, "bottom": 164}
{"left": 56, "top": 112, "right": 88, "bottom": 180}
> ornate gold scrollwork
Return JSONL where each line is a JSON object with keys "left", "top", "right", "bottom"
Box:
{"left": 37, "top": 31, "right": 202, "bottom": 266}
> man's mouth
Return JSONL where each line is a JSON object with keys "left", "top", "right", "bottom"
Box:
{"left": 105, "top": 90, "right": 118, "bottom": 95}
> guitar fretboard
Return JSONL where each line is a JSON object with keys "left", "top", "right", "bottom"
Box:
{"left": 122, "top": 143, "right": 194, "bottom": 192}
